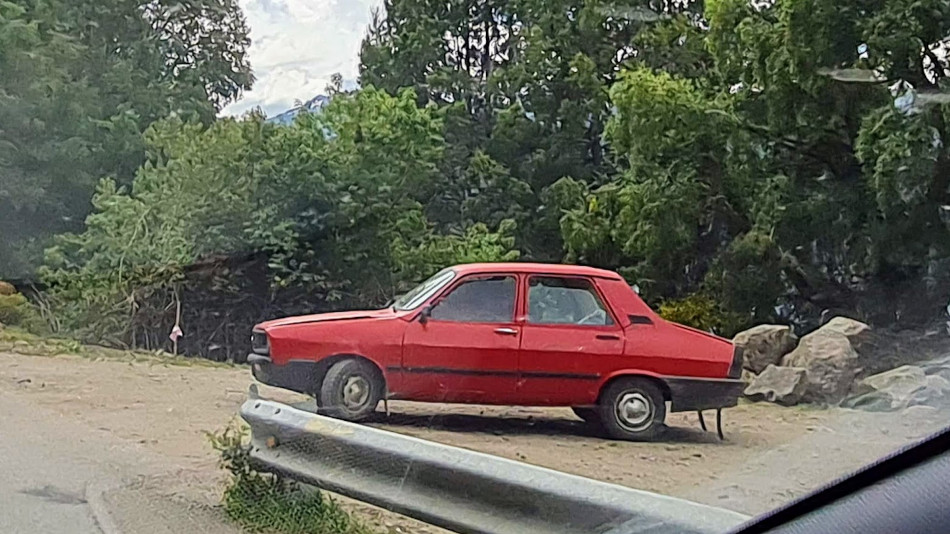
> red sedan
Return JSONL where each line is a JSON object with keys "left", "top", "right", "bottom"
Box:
{"left": 249, "top": 263, "right": 744, "bottom": 440}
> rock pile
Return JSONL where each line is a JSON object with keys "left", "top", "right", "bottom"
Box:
{"left": 843, "top": 364, "right": 950, "bottom": 412}
{"left": 736, "top": 316, "right": 950, "bottom": 411}
{"left": 733, "top": 324, "right": 797, "bottom": 373}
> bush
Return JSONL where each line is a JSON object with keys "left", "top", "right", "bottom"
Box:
{"left": 658, "top": 293, "right": 747, "bottom": 337}
{"left": 704, "top": 230, "right": 786, "bottom": 323}
{"left": 0, "top": 293, "right": 46, "bottom": 332}
{"left": 208, "top": 424, "right": 372, "bottom": 534}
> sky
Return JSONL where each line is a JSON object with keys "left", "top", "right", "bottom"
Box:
{"left": 222, "top": 0, "right": 381, "bottom": 118}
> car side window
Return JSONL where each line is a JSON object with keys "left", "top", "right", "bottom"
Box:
{"left": 528, "top": 276, "right": 614, "bottom": 326}
{"left": 430, "top": 276, "right": 516, "bottom": 323}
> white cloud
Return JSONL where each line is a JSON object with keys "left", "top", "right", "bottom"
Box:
{"left": 222, "top": 0, "right": 381, "bottom": 118}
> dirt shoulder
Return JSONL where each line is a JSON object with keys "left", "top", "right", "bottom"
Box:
{"left": 1, "top": 350, "right": 946, "bottom": 528}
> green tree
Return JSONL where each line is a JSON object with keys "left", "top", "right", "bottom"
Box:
{"left": 42, "top": 87, "right": 521, "bottom": 344}
{"left": 360, "top": 1, "right": 679, "bottom": 259}
{"left": 704, "top": 0, "right": 950, "bottom": 321}
{"left": 0, "top": 0, "right": 253, "bottom": 278}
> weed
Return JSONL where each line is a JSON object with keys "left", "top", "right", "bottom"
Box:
{"left": 207, "top": 423, "right": 372, "bottom": 534}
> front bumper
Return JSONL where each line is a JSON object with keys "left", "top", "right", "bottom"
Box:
{"left": 248, "top": 354, "right": 316, "bottom": 394}
{"left": 666, "top": 377, "right": 746, "bottom": 412}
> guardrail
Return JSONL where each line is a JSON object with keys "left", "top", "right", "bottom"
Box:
{"left": 240, "top": 386, "right": 749, "bottom": 534}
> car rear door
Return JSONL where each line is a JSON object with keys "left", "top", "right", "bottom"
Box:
{"left": 400, "top": 273, "right": 522, "bottom": 403}
{"left": 516, "top": 275, "right": 624, "bottom": 405}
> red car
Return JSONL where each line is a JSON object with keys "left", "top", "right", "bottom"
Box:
{"left": 249, "top": 263, "right": 744, "bottom": 440}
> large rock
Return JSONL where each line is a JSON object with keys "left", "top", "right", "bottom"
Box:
{"left": 921, "top": 355, "right": 950, "bottom": 382}
{"left": 842, "top": 365, "right": 950, "bottom": 412}
{"left": 781, "top": 324, "right": 862, "bottom": 404}
{"left": 743, "top": 364, "right": 808, "bottom": 406}
{"left": 740, "top": 368, "right": 757, "bottom": 385}
{"left": 863, "top": 364, "right": 926, "bottom": 395}
{"left": 733, "top": 324, "right": 798, "bottom": 373}
{"left": 819, "top": 316, "right": 875, "bottom": 353}
{"left": 911, "top": 375, "right": 950, "bottom": 408}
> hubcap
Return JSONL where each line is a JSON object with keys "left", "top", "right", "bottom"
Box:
{"left": 342, "top": 375, "right": 371, "bottom": 408}
{"left": 615, "top": 392, "right": 653, "bottom": 431}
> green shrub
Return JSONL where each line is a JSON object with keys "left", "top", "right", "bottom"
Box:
{"left": 0, "top": 293, "right": 46, "bottom": 333}
{"left": 208, "top": 424, "right": 372, "bottom": 534}
{"left": 704, "top": 230, "right": 786, "bottom": 323}
{"left": 658, "top": 293, "right": 747, "bottom": 337}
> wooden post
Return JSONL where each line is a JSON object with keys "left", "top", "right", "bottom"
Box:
{"left": 173, "top": 295, "right": 181, "bottom": 356}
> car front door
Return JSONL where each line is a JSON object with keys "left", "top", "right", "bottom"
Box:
{"left": 516, "top": 275, "right": 624, "bottom": 405}
{"left": 401, "top": 274, "right": 521, "bottom": 403}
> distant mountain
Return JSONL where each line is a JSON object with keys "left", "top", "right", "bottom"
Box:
{"left": 267, "top": 94, "right": 331, "bottom": 125}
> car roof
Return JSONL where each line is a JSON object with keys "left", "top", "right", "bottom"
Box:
{"left": 451, "top": 262, "right": 624, "bottom": 280}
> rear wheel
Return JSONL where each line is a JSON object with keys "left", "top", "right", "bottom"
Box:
{"left": 318, "top": 359, "right": 384, "bottom": 421}
{"left": 571, "top": 406, "right": 601, "bottom": 425}
{"left": 598, "top": 378, "right": 666, "bottom": 441}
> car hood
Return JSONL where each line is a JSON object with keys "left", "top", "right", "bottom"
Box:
{"left": 256, "top": 308, "right": 398, "bottom": 330}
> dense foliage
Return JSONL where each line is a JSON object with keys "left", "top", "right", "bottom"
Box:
{"left": 0, "top": 0, "right": 252, "bottom": 276}
{"left": 361, "top": 0, "right": 950, "bottom": 329}
{"left": 4, "top": 0, "right": 950, "bottom": 356}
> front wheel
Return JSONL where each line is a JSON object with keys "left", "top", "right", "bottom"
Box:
{"left": 598, "top": 378, "right": 666, "bottom": 441}
{"left": 318, "top": 359, "right": 384, "bottom": 421}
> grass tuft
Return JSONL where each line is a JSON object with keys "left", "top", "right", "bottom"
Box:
{"left": 208, "top": 424, "right": 372, "bottom": 534}
{"left": 0, "top": 326, "right": 231, "bottom": 368}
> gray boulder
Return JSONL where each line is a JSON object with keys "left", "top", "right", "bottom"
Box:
{"left": 864, "top": 364, "right": 926, "bottom": 394}
{"left": 740, "top": 368, "right": 757, "bottom": 385}
{"left": 733, "top": 324, "right": 798, "bottom": 373}
{"left": 910, "top": 375, "right": 950, "bottom": 408}
{"left": 921, "top": 355, "right": 950, "bottom": 382}
{"left": 842, "top": 365, "right": 950, "bottom": 412}
{"left": 743, "top": 364, "right": 808, "bottom": 406}
{"left": 782, "top": 324, "right": 862, "bottom": 404}
{"left": 819, "top": 316, "right": 876, "bottom": 353}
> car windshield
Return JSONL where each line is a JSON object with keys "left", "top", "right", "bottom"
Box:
{"left": 2, "top": 0, "right": 949, "bottom": 533}
{"left": 392, "top": 269, "right": 456, "bottom": 310}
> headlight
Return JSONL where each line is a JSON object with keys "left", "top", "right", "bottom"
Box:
{"left": 251, "top": 330, "right": 269, "bottom": 354}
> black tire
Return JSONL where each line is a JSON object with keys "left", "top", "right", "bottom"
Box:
{"left": 571, "top": 406, "right": 601, "bottom": 424}
{"left": 597, "top": 377, "right": 666, "bottom": 441}
{"left": 318, "top": 359, "right": 384, "bottom": 421}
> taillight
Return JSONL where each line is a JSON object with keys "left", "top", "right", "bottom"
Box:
{"left": 728, "top": 345, "right": 743, "bottom": 379}
{"left": 251, "top": 330, "right": 269, "bottom": 354}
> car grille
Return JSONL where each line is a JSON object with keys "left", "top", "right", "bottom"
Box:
{"left": 251, "top": 330, "right": 269, "bottom": 355}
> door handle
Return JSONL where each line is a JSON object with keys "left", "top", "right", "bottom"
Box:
{"left": 596, "top": 334, "right": 620, "bottom": 340}
{"left": 494, "top": 327, "right": 519, "bottom": 335}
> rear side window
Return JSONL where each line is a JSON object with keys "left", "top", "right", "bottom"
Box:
{"left": 430, "top": 276, "right": 516, "bottom": 323}
{"left": 528, "top": 276, "right": 613, "bottom": 326}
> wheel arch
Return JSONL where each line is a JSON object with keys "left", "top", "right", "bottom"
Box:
{"left": 313, "top": 353, "right": 387, "bottom": 393}
{"left": 596, "top": 371, "right": 672, "bottom": 404}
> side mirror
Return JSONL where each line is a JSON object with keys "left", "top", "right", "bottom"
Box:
{"left": 418, "top": 305, "right": 432, "bottom": 324}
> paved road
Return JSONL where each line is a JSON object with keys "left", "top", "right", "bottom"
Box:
{"left": 0, "top": 385, "right": 241, "bottom": 534}
{"left": 0, "top": 390, "right": 127, "bottom": 533}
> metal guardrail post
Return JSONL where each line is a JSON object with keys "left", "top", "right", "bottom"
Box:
{"left": 240, "top": 388, "right": 749, "bottom": 534}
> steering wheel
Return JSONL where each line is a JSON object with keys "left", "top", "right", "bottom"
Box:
{"left": 577, "top": 309, "right": 604, "bottom": 325}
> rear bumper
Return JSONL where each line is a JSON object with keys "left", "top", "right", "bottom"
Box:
{"left": 248, "top": 354, "right": 316, "bottom": 394}
{"left": 666, "top": 377, "right": 746, "bottom": 412}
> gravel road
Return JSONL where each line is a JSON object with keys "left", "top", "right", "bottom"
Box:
{"left": 1, "top": 350, "right": 946, "bottom": 532}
